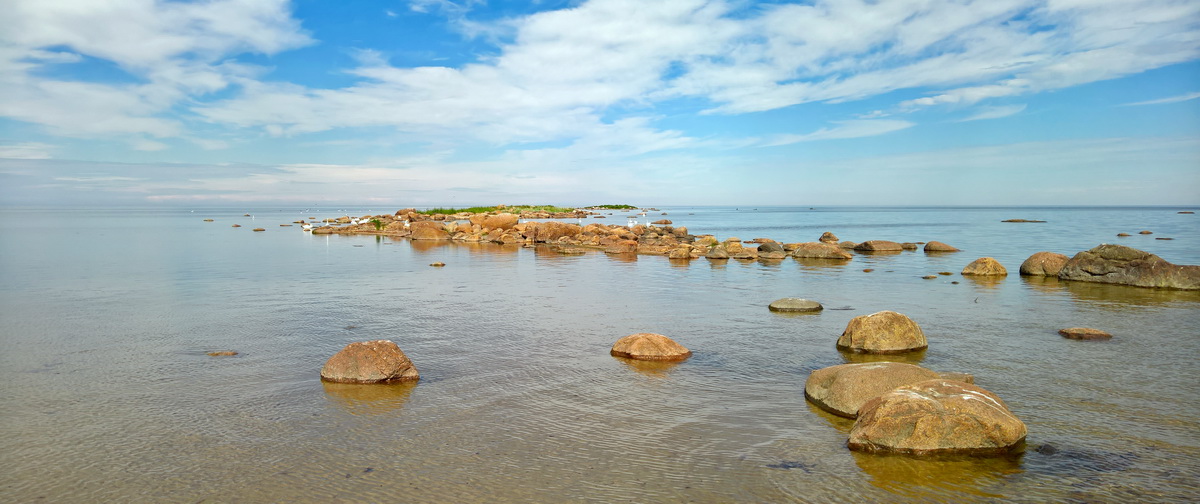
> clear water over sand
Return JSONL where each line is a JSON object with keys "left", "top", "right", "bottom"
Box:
{"left": 1, "top": 206, "right": 1197, "bottom": 503}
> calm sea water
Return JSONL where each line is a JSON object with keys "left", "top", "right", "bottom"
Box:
{"left": 1, "top": 206, "right": 1197, "bottom": 503}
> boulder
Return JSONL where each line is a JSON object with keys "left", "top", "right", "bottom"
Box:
{"left": 962, "top": 257, "right": 1007, "bottom": 276}
{"left": 652, "top": 219, "right": 672, "bottom": 225}
{"left": 848, "top": 379, "right": 1027, "bottom": 455}
{"left": 705, "top": 245, "right": 730, "bottom": 259}
{"left": 1057, "top": 244, "right": 1200, "bottom": 290}
{"left": 481, "top": 213, "right": 519, "bottom": 230}
{"left": 838, "top": 241, "right": 858, "bottom": 249}
{"left": 667, "top": 245, "right": 694, "bottom": 260}
{"left": 901, "top": 242, "right": 919, "bottom": 251}
{"left": 790, "top": 242, "right": 852, "bottom": 260}
{"left": 410, "top": 226, "right": 450, "bottom": 240}
{"left": 837, "top": 311, "right": 927, "bottom": 353}
{"left": 768, "top": 298, "right": 823, "bottom": 313}
{"left": 1058, "top": 327, "right": 1113, "bottom": 340}
{"left": 923, "top": 241, "right": 960, "bottom": 252}
{"left": 757, "top": 241, "right": 787, "bottom": 259}
{"left": 855, "top": 240, "right": 903, "bottom": 252}
{"left": 1019, "top": 252, "right": 1069, "bottom": 276}
{"left": 804, "top": 362, "right": 941, "bottom": 418}
{"left": 524, "top": 221, "right": 581, "bottom": 242}
{"left": 819, "top": 231, "right": 839, "bottom": 244}
{"left": 610, "top": 333, "right": 692, "bottom": 362}
{"left": 320, "top": 340, "right": 420, "bottom": 384}
{"left": 604, "top": 240, "right": 638, "bottom": 254}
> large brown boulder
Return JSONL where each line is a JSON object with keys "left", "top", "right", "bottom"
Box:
{"left": 1057, "top": 244, "right": 1200, "bottom": 290}
{"left": 848, "top": 379, "right": 1027, "bottom": 455}
{"left": 923, "top": 241, "right": 960, "bottom": 252}
{"left": 1019, "top": 252, "right": 1069, "bottom": 276}
{"left": 791, "top": 242, "right": 852, "bottom": 259}
{"left": 855, "top": 240, "right": 903, "bottom": 252}
{"left": 320, "top": 340, "right": 420, "bottom": 384}
{"left": 479, "top": 213, "right": 519, "bottom": 230}
{"left": 962, "top": 257, "right": 1007, "bottom": 276}
{"left": 610, "top": 333, "right": 692, "bottom": 361}
{"left": 837, "top": 311, "right": 927, "bottom": 353}
{"left": 804, "top": 362, "right": 941, "bottom": 418}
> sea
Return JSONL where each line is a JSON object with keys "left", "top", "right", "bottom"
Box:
{"left": 1, "top": 205, "right": 1197, "bottom": 503}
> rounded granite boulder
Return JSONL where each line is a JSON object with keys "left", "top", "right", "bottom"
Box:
{"left": 320, "top": 340, "right": 420, "bottom": 384}
{"left": 611, "top": 333, "right": 692, "bottom": 362}
{"left": 923, "top": 241, "right": 960, "bottom": 252}
{"left": 848, "top": 379, "right": 1027, "bottom": 455}
{"left": 836, "top": 311, "right": 928, "bottom": 354}
{"left": 804, "top": 362, "right": 941, "bottom": 418}
{"left": 1019, "top": 252, "right": 1069, "bottom": 276}
{"left": 769, "top": 298, "right": 824, "bottom": 313}
{"left": 962, "top": 257, "right": 1008, "bottom": 276}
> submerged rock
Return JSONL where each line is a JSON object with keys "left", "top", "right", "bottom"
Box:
{"left": 610, "top": 333, "right": 692, "bottom": 361}
{"left": 804, "top": 362, "right": 941, "bottom": 418}
{"left": 962, "top": 257, "right": 1007, "bottom": 276}
{"left": 321, "top": 340, "right": 420, "bottom": 384}
{"left": 1019, "top": 252, "right": 1069, "bottom": 276}
{"left": 1057, "top": 244, "right": 1200, "bottom": 290}
{"left": 837, "top": 311, "right": 928, "bottom": 354}
{"left": 769, "top": 298, "right": 823, "bottom": 312}
{"left": 848, "top": 379, "right": 1027, "bottom": 455}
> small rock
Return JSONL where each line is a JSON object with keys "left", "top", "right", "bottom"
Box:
{"left": 819, "top": 231, "right": 839, "bottom": 244}
{"left": 207, "top": 351, "right": 238, "bottom": 357}
{"left": 1019, "top": 251, "right": 1069, "bottom": 276}
{"left": 1001, "top": 219, "right": 1046, "bottom": 223}
{"left": 232, "top": 224, "right": 241, "bottom": 228}
{"left": 610, "top": 333, "right": 692, "bottom": 361}
{"left": 252, "top": 228, "right": 266, "bottom": 232}
{"left": 938, "top": 272, "right": 953, "bottom": 276}
{"left": 1180, "top": 211, "right": 1195, "bottom": 214}
{"left": 768, "top": 298, "right": 823, "bottom": 312}
{"left": 203, "top": 219, "right": 214, "bottom": 222}
{"left": 320, "top": 340, "right": 419, "bottom": 384}
{"left": 862, "top": 268, "right": 874, "bottom": 273}
{"left": 430, "top": 262, "right": 446, "bottom": 267}
{"left": 837, "top": 310, "right": 927, "bottom": 354}
{"left": 1117, "top": 233, "right": 1131, "bottom": 237}
{"left": 922, "top": 275, "right": 937, "bottom": 279}
{"left": 1138, "top": 230, "right": 1153, "bottom": 235}
{"left": 1058, "top": 327, "right": 1113, "bottom": 340}
{"left": 855, "top": 240, "right": 903, "bottom": 252}
{"left": 901, "top": 242, "right": 919, "bottom": 251}
{"left": 652, "top": 219, "right": 672, "bottom": 225}
{"left": 1156, "top": 237, "right": 1174, "bottom": 241}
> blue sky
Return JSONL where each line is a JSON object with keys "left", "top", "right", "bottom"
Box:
{"left": 1, "top": 0, "right": 1198, "bottom": 207}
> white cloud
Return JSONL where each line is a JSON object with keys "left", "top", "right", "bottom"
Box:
{"left": 957, "top": 104, "right": 1027, "bottom": 122}
{"left": 0, "top": 142, "right": 54, "bottom": 159}
{"left": 763, "top": 120, "right": 915, "bottom": 146}
{"left": 1123, "top": 91, "right": 1200, "bottom": 106}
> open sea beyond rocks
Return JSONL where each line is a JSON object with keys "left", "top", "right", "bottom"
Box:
{"left": 1, "top": 205, "right": 1198, "bottom": 503}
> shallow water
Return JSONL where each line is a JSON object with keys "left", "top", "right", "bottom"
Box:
{"left": 1, "top": 206, "right": 1197, "bottom": 503}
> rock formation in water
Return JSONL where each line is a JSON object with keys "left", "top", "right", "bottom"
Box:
{"left": 1057, "top": 244, "right": 1200, "bottom": 290}
{"left": 854, "top": 240, "right": 903, "bottom": 252}
{"left": 819, "top": 231, "right": 839, "bottom": 243}
{"left": 1058, "top": 327, "right": 1113, "bottom": 340}
{"left": 836, "top": 311, "right": 928, "bottom": 353}
{"left": 923, "top": 241, "right": 960, "bottom": 252}
{"left": 768, "top": 298, "right": 823, "bottom": 312}
{"left": 1019, "top": 252, "right": 1069, "bottom": 276}
{"left": 320, "top": 340, "right": 420, "bottom": 384}
{"left": 789, "top": 242, "right": 852, "bottom": 259}
{"left": 804, "top": 362, "right": 941, "bottom": 418}
{"left": 610, "top": 333, "right": 692, "bottom": 361}
{"left": 962, "top": 257, "right": 1007, "bottom": 276}
{"left": 848, "top": 379, "right": 1027, "bottom": 455}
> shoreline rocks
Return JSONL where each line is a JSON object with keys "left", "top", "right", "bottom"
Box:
{"left": 768, "top": 298, "right": 823, "bottom": 313}
{"left": 923, "top": 241, "right": 959, "bottom": 252}
{"left": 1019, "top": 252, "right": 1069, "bottom": 276}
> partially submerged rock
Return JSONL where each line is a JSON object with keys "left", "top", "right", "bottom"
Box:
{"left": 321, "top": 340, "right": 420, "bottom": 384}
{"left": 848, "top": 379, "right": 1027, "bottom": 455}
{"left": 804, "top": 362, "right": 941, "bottom": 418}
{"left": 1019, "top": 252, "right": 1069, "bottom": 276}
{"left": 962, "top": 257, "right": 1007, "bottom": 276}
{"left": 756, "top": 241, "right": 788, "bottom": 259}
{"left": 837, "top": 311, "right": 928, "bottom": 354}
{"left": 923, "top": 241, "right": 960, "bottom": 252}
{"left": 855, "top": 240, "right": 903, "bottom": 252}
{"left": 819, "top": 231, "right": 839, "bottom": 244}
{"left": 790, "top": 242, "right": 852, "bottom": 260}
{"left": 1057, "top": 244, "right": 1200, "bottom": 290}
{"left": 610, "top": 333, "right": 692, "bottom": 361}
{"left": 1059, "top": 327, "right": 1113, "bottom": 340}
{"left": 768, "top": 298, "right": 823, "bottom": 313}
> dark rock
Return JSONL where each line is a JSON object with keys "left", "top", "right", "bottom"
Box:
{"left": 1002, "top": 219, "right": 1046, "bottom": 223}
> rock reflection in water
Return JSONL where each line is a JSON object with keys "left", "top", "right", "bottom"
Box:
{"left": 852, "top": 451, "right": 1024, "bottom": 500}
{"left": 1022, "top": 276, "right": 1200, "bottom": 307}
{"left": 612, "top": 356, "right": 683, "bottom": 378}
{"left": 839, "top": 349, "right": 927, "bottom": 365}
{"left": 322, "top": 381, "right": 417, "bottom": 416}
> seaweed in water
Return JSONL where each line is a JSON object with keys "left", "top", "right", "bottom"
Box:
{"left": 766, "top": 460, "right": 814, "bottom": 472}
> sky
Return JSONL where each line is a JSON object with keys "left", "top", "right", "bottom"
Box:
{"left": 1, "top": 0, "right": 1198, "bottom": 207}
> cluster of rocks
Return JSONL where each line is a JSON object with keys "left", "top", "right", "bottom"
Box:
{"left": 812, "top": 310, "right": 1028, "bottom": 455}
{"left": 1016, "top": 244, "right": 1199, "bottom": 290}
